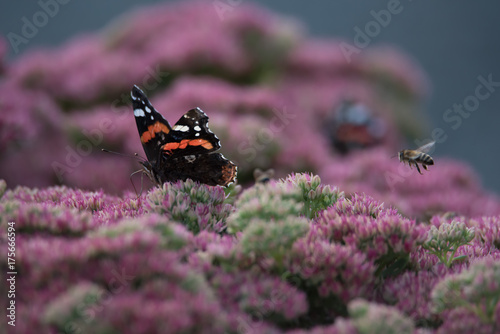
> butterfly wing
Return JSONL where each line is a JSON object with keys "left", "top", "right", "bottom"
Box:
{"left": 131, "top": 85, "right": 172, "bottom": 165}
{"left": 157, "top": 153, "right": 237, "bottom": 186}
{"left": 161, "top": 107, "right": 221, "bottom": 158}
{"left": 131, "top": 85, "right": 237, "bottom": 186}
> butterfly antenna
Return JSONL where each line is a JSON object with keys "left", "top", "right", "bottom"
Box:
{"left": 101, "top": 149, "right": 147, "bottom": 162}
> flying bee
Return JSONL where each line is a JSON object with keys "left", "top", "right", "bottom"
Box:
{"left": 397, "top": 141, "right": 435, "bottom": 174}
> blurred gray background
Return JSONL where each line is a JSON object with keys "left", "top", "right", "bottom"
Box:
{"left": 1, "top": 0, "right": 499, "bottom": 193}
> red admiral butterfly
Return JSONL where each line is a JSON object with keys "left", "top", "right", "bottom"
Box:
{"left": 326, "top": 100, "right": 386, "bottom": 154}
{"left": 131, "top": 85, "right": 237, "bottom": 186}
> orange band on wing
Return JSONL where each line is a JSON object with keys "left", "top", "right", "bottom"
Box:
{"left": 162, "top": 139, "right": 214, "bottom": 154}
{"left": 140, "top": 122, "right": 170, "bottom": 144}
{"left": 162, "top": 142, "right": 180, "bottom": 151}
{"left": 187, "top": 139, "right": 213, "bottom": 150}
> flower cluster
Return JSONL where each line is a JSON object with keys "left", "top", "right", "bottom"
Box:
{"left": 1, "top": 173, "right": 500, "bottom": 332}
{"left": 287, "top": 239, "right": 376, "bottom": 304}
{"left": 348, "top": 299, "right": 415, "bottom": 334}
{"left": 432, "top": 257, "right": 500, "bottom": 325}
{"left": 423, "top": 221, "right": 476, "bottom": 267}
{"left": 331, "top": 193, "right": 395, "bottom": 218}
{"left": 4, "top": 185, "right": 116, "bottom": 211}
{"left": 42, "top": 282, "right": 105, "bottom": 333}
{"left": 238, "top": 216, "right": 309, "bottom": 264}
{"left": 282, "top": 173, "right": 343, "bottom": 219}
{"left": 434, "top": 308, "right": 498, "bottom": 334}
{"left": 287, "top": 319, "right": 358, "bottom": 334}
{"left": 145, "top": 179, "right": 232, "bottom": 234}
{"left": 42, "top": 261, "right": 231, "bottom": 334}
{"left": 315, "top": 198, "right": 427, "bottom": 277}
{"left": 202, "top": 268, "right": 308, "bottom": 327}
{"left": 382, "top": 270, "right": 442, "bottom": 326}
{"left": 0, "top": 200, "right": 94, "bottom": 236}
{"left": 227, "top": 181, "right": 305, "bottom": 233}
{"left": 467, "top": 215, "right": 500, "bottom": 248}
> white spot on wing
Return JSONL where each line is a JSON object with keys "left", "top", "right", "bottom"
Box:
{"left": 173, "top": 125, "right": 189, "bottom": 132}
{"left": 195, "top": 133, "right": 200, "bottom": 137}
{"left": 194, "top": 125, "right": 201, "bottom": 131}
{"left": 150, "top": 115, "right": 154, "bottom": 120}
{"left": 145, "top": 106, "right": 152, "bottom": 113}
{"left": 134, "top": 108, "right": 145, "bottom": 117}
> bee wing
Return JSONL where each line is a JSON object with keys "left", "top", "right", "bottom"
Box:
{"left": 416, "top": 141, "right": 435, "bottom": 154}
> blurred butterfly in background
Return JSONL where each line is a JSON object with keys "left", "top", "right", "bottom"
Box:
{"left": 325, "top": 100, "right": 386, "bottom": 154}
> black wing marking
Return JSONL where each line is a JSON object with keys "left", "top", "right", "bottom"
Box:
{"left": 163, "top": 107, "right": 222, "bottom": 158}
{"left": 154, "top": 153, "right": 237, "bottom": 186}
{"left": 131, "top": 85, "right": 172, "bottom": 164}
